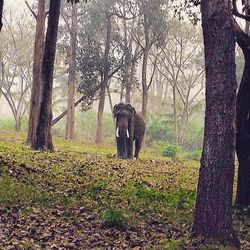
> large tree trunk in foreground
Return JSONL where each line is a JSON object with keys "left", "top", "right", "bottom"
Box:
{"left": 27, "top": 0, "right": 46, "bottom": 143}
{"left": 234, "top": 21, "right": 250, "bottom": 207}
{"left": 31, "top": 0, "right": 61, "bottom": 150}
{"left": 192, "top": 0, "right": 239, "bottom": 247}
{"left": 65, "top": 3, "right": 77, "bottom": 140}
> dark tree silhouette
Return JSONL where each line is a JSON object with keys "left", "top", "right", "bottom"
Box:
{"left": 191, "top": 0, "right": 239, "bottom": 248}
{"left": 31, "top": 0, "right": 61, "bottom": 150}
{"left": 0, "top": 0, "right": 3, "bottom": 31}
{"left": 232, "top": 0, "right": 250, "bottom": 207}
{"left": 27, "top": 0, "right": 46, "bottom": 143}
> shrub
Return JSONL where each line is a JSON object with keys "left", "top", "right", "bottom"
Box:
{"left": 186, "top": 150, "right": 202, "bottom": 161}
{"left": 162, "top": 143, "right": 180, "bottom": 157}
{"left": 102, "top": 208, "right": 127, "bottom": 230}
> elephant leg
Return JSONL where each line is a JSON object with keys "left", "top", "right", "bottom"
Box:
{"left": 117, "top": 138, "right": 127, "bottom": 158}
{"left": 134, "top": 136, "right": 143, "bottom": 159}
{"left": 127, "top": 139, "right": 133, "bottom": 159}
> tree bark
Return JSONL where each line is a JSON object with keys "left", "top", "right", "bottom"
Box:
{"left": 15, "top": 117, "right": 21, "bottom": 131}
{"left": 27, "top": 0, "right": 46, "bottom": 143}
{"left": 244, "top": 0, "right": 250, "bottom": 35}
{"left": 173, "top": 85, "right": 177, "bottom": 143}
{"left": 31, "top": 0, "right": 61, "bottom": 150}
{"left": 65, "top": 3, "right": 77, "bottom": 140}
{"left": 177, "top": 108, "right": 188, "bottom": 146}
{"left": 95, "top": 14, "right": 112, "bottom": 144}
{"left": 0, "top": 0, "right": 3, "bottom": 32}
{"left": 141, "top": 15, "right": 150, "bottom": 121}
{"left": 234, "top": 21, "right": 250, "bottom": 207}
{"left": 192, "top": 0, "right": 239, "bottom": 247}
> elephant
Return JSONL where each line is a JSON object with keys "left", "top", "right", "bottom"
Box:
{"left": 113, "top": 103, "right": 146, "bottom": 159}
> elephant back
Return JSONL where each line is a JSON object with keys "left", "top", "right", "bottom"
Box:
{"left": 134, "top": 112, "right": 146, "bottom": 139}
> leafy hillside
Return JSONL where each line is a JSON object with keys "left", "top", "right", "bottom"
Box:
{"left": 0, "top": 131, "right": 249, "bottom": 249}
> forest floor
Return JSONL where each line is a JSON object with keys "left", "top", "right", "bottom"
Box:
{"left": 0, "top": 130, "right": 249, "bottom": 250}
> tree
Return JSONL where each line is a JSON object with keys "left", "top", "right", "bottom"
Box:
{"left": 134, "top": 0, "right": 167, "bottom": 121}
{"left": 95, "top": 13, "right": 112, "bottom": 144}
{"left": 77, "top": 0, "right": 142, "bottom": 143}
{"left": 157, "top": 22, "right": 204, "bottom": 145}
{"left": 0, "top": 13, "right": 34, "bottom": 131}
{"left": 116, "top": 0, "right": 141, "bottom": 104}
{"left": 0, "top": 0, "right": 3, "bottom": 31}
{"left": 26, "top": 0, "right": 46, "bottom": 143}
{"left": 31, "top": 0, "right": 61, "bottom": 150}
{"left": 191, "top": 0, "right": 239, "bottom": 247}
{"left": 62, "top": 2, "right": 78, "bottom": 140}
{"left": 232, "top": 0, "right": 250, "bottom": 207}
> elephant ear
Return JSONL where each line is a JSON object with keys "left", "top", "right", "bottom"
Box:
{"left": 113, "top": 104, "right": 118, "bottom": 118}
{"left": 113, "top": 103, "right": 124, "bottom": 117}
{"left": 126, "top": 104, "right": 136, "bottom": 115}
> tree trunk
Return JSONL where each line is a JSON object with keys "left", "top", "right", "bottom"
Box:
{"left": 95, "top": 14, "right": 112, "bottom": 144}
{"left": 96, "top": 83, "right": 106, "bottom": 144}
{"left": 122, "top": 1, "right": 130, "bottom": 104}
{"left": 141, "top": 17, "right": 149, "bottom": 121}
{"left": 125, "top": 60, "right": 135, "bottom": 104}
{"left": 177, "top": 108, "right": 188, "bottom": 146}
{"left": 27, "top": 0, "right": 46, "bottom": 143}
{"left": 107, "top": 84, "right": 115, "bottom": 125}
{"left": 141, "top": 52, "right": 149, "bottom": 120}
{"left": 173, "top": 85, "right": 177, "bottom": 144}
{"left": 234, "top": 21, "right": 250, "bottom": 207}
{"left": 244, "top": 0, "right": 250, "bottom": 35}
{"left": 31, "top": 0, "right": 61, "bottom": 151}
{"left": 192, "top": 0, "right": 239, "bottom": 247}
{"left": 0, "top": 0, "right": 3, "bottom": 31}
{"left": 65, "top": 3, "right": 77, "bottom": 140}
{"left": 15, "top": 117, "right": 21, "bottom": 132}
{"left": 52, "top": 95, "right": 84, "bottom": 126}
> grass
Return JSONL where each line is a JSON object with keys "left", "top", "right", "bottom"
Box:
{"left": 102, "top": 208, "right": 128, "bottom": 230}
{"left": 0, "top": 129, "right": 249, "bottom": 249}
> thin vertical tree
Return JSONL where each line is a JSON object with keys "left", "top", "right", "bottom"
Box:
{"left": 95, "top": 13, "right": 112, "bottom": 144}
{"left": 65, "top": 2, "right": 77, "bottom": 140}
{"left": 31, "top": 0, "right": 61, "bottom": 150}
{"left": 191, "top": 0, "right": 239, "bottom": 247}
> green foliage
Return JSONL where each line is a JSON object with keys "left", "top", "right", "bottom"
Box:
{"left": 87, "top": 180, "right": 108, "bottom": 199}
{"left": 163, "top": 240, "right": 182, "bottom": 250}
{"left": 102, "top": 208, "right": 128, "bottom": 230}
{"left": 169, "top": 0, "right": 200, "bottom": 24}
{"left": 77, "top": 40, "right": 103, "bottom": 110}
{"left": 182, "top": 116, "right": 204, "bottom": 151}
{"left": 146, "top": 113, "right": 174, "bottom": 144}
{"left": 0, "top": 131, "right": 249, "bottom": 248}
{"left": 162, "top": 143, "right": 180, "bottom": 157}
{"left": 185, "top": 150, "right": 201, "bottom": 161}
{"left": 0, "top": 118, "right": 16, "bottom": 131}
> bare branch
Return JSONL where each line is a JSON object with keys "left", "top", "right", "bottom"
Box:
{"left": 25, "top": 1, "right": 37, "bottom": 20}
{"left": 232, "top": 0, "right": 250, "bottom": 21}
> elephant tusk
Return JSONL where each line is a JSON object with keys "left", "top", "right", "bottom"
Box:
{"left": 126, "top": 129, "right": 129, "bottom": 138}
{"left": 116, "top": 127, "right": 119, "bottom": 137}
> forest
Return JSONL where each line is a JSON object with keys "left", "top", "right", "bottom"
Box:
{"left": 0, "top": 0, "right": 249, "bottom": 249}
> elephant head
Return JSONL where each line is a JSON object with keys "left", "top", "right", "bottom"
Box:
{"left": 113, "top": 103, "right": 136, "bottom": 159}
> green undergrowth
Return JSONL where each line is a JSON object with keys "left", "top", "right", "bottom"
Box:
{"left": 0, "top": 130, "right": 249, "bottom": 249}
